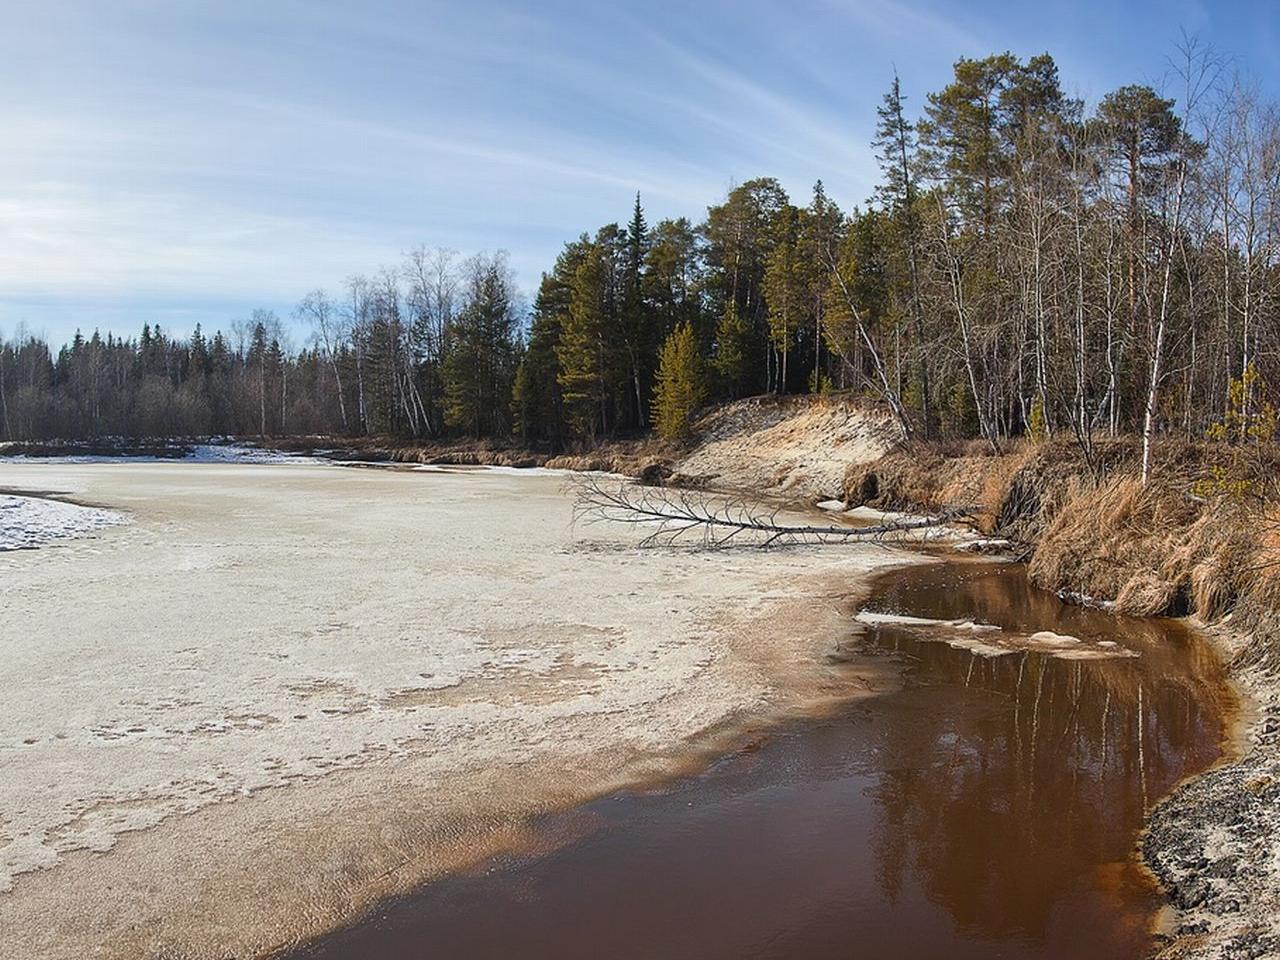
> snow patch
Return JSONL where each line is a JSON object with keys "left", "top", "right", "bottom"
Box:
{"left": 855, "top": 609, "right": 1140, "bottom": 660}
{"left": 2, "top": 443, "right": 321, "bottom": 465}
{"left": 958, "top": 538, "right": 1015, "bottom": 554}
{"left": 410, "top": 463, "right": 629, "bottom": 480}
{"left": 843, "top": 505, "right": 916, "bottom": 524}
{"left": 855, "top": 611, "right": 1003, "bottom": 633}
{"left": 1056, "top": 589, "right": 1118, "bottom": 611}
{"left": 184, "top": 444, "right": 315, "bottom": 464}
{"left": 0, "top": 495, "right": 128, "bottom": 551}
{"left": 4, "top": 453, "right": 172, "bottom": 465}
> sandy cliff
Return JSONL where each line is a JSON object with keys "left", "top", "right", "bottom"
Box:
{"left": 669, "top": 395, "right": 898, "bottom": 500}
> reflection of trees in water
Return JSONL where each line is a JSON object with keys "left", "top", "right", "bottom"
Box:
{"left": 862, "top": 565, "right": 1229, "bottom": 944}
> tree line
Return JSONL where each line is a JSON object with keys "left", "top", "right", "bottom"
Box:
{"left": 4, "top": 40, "right": 1278, "bottom": 469}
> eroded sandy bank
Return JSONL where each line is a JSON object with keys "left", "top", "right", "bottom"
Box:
{"left": 0, "top": 461, "right": 912, "bottom": 959}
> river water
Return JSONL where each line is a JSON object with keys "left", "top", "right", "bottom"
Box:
{"left": 291, "top": 559, "right": 1232, "bottom": 960}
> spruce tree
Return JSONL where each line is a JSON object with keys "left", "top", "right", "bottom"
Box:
{"left": 652, "top": 323, "right": 707, "bottom": 440}
{"left": 622, "top": 193, "right": 652, "bottom": 427}
{"left": 712, "top": 303, "right": 752, "bottom": 397}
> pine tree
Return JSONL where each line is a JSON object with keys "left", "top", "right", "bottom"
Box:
{"left": 1094, "top": 84, "right": 1182, "bottom": 332}
{"left": 874, "top": 72, "right": 933, "bottom": 434}
{"left": 443, "top": 253, "right": 519, "bottom": 437}
{"left": 798, "top": 181, "right": 843, "bottom": 391}
{"left": 643, "top": 217, "right": 704, "bottom": 345}
{"left": 704, "top": 178, "right": 790, "bottom": 396}
{"left": 652, "top": 323, "right": 707, "bottom": 440}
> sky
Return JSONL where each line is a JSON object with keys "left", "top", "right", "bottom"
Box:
{"left": 3, "top": 0, "right": 1278, "bottom": 348}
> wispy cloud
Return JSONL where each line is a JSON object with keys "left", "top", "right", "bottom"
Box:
{"left": 0, "top": 183, "right": 390, "bottom": 296}
{"left": 2, "top": 0, "right": 1277, "bottom": 345}
{"left": 826, "top": 0, "right": 990, "bottom": 53}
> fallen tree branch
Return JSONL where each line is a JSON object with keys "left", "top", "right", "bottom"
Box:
{"left": 572, "top": 475, "right": 974, "bottom": 548}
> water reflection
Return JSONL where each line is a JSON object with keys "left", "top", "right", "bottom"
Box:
{"left": 291, "top": 561, "right": 1231, "bottom": 960}
{"left": 861, "top": 562, "right": 1228, "bottom": 952}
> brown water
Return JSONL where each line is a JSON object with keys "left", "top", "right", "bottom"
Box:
{"left": 289, "top": 560, "right": 1231, "bottom": 960}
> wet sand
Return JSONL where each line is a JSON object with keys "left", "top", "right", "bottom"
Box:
{"left": 289, "top": 562, "right": 1233, "bottom": 960}
{"left": 0, "top": 461, "right": 911, "bottom": 959}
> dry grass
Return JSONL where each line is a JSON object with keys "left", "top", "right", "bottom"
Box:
{"left": 1191, "top": 560, "right": 1234, "bottom": 622}
{"left": 1228, "top": 507, "right": 1280, "bottom": 669}
{"left": 849, "top": 435, "right": 1280, "bottom": 663}
{"left": 1028, "top": 473, "right": 1229, "bottom": 618}
{"left": 842, "top": 442, "right": 1013, "bottom": 527}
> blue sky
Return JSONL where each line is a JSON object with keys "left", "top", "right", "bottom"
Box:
{"left": 3, "top": 0, "right": 1277, "bottom": 348}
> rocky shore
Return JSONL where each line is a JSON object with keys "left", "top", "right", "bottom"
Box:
{"left": 1144, "top": 631, "right": 1280, "bottom": 960}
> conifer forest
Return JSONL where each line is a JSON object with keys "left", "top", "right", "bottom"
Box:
{"left": 4, "top": 44, "right": 1276, "bottom": 458}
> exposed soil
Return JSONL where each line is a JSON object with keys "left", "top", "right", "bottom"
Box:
{"left": 670, "top": 395, "right": 898, "bottom": 499}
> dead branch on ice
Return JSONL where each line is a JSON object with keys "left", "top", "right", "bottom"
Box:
{"left": 571, "top": 474, "right": 973, "bottom": 548}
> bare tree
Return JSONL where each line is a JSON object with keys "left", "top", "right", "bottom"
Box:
{"left": 1142, "top": 37, "right": 1222, "bottom": 483}
{"left": 343, "top": 275, "right": 371, "bottom": 434}
{"left": 573, "top": 475, "right": 973, "bottom": 548}
{"left": 297, "top": 289, "right": 349, "bottom": 431}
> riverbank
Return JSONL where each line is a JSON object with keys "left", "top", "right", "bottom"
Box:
{"left": 837, "top": 430, "right": 1280, "bottom": 959}
{"left": 0, "top": 460, "right": 914, "bottom": 960}
{"left": 5, "top": 396, "right": 1274, "bottom": 957}
{"left": 273, "top": 396, "right": 899, "bottom": 503}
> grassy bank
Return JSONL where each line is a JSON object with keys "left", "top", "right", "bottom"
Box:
{"left": 843, "top": 437, "right": 1280, "bottom": 664}
{"left": 841, "top": 431, "right": 1280, "bottom": 958}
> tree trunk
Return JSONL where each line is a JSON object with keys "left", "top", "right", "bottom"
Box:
{"left": 1142, "top": 160, "right": 1189, "bottom": 484}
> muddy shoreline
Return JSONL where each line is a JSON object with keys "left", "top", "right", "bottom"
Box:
{"left": 1143, "top": 625, "right": 1280, "bottom": 959}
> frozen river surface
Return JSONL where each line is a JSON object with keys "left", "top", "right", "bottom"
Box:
{"left": 0, "top": 460, "right": 901, "bottom": 960}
